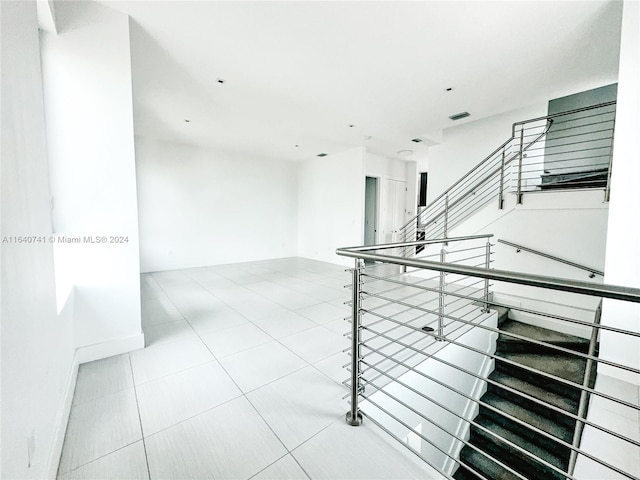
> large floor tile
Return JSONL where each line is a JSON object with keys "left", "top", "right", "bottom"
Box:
{"left": 295, "top": 302, "right": 348, "bottom": 325}
{"left": 292, "top": 419, "right": 444, "bottom": 479}
{"left": 145, "top": 397, "right": 287, "bottom": 480}
{"left": 72, "top": 354, "right": 133, "bottom": 406}
{"left": 200, "top": 322, "right": 273, "bottom": 358}
{"left": 313, "top": 352, "right": 349, "bottom": 386}
{"left": 247, "top": 367, "right": 345, "bottom": 450}
{"left": 219, "top": 341, "right": 307, "bottom": 392}
{"left": 141, "top": 293, "right": 184, "bottom": 328}
{"left": 136, "top": 360, "right": 242, "bottom": 436}
{"left": 251, "top": 309, "right": 317, "bottom": 339}
{"left": 130, "top": 337, "right": 213, "bottom": 385}
{"left": 185, "top": 306, "right": 249, "bottom": 335}
{"left": 58, "top": 389, "right": 142, "bottom": 474}
{"left": 58, "top": 441, "right": 149, "bottom": 480}
{"left": 143, "top": 319, "right": 198, "bottom": 347}
{"left": 251, "top": 454, "right": 310, "bottom": 480}
{"left": 279, "top": 325, "right": 346, "bottom": 364}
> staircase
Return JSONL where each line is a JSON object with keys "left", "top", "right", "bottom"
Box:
{"left": 454, "top": 313, "right": 597, "bottom": 480}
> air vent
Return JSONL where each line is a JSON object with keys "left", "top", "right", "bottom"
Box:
{"left": 411, "top": 138, "right": 422, "bottom": 143}
{"left": 317, "top": 153, "right": 328, "bottom": 157}
{"left": 449, "top": 112, "right": 470, "bottom": 121}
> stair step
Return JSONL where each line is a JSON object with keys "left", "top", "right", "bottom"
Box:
{"left": 470, "top": 414, "right": 568, "bottom": 480}
{"left": 456, "top": 446, "right": 523, "bottom": 480}
{"left": 497, "top": 319, "right": 590, "bottom": 354}
{"left": 481, "top": 392, "right": 574, "bottom": 449}
{"left": 488, "top": 370, "right": 578, "bottom": 428}
{"left": 495, "top": 352, "right": 585, "bottom": 400}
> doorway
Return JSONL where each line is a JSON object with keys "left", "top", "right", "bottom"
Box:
{"left": 364, "top": 176, "right": 379, "bottom": 246}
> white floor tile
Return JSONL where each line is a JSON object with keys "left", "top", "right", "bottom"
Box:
{"left": 251, "top": 310, "right": 317, "bottom": 339}
{"left": 185, "top": 306, "right": 249, "bottom": 335}
{"left": 251, "top": 455, "right": 310, "bottom": 480}
{"left": 130, "top": 337, "right": 213, "bottom": 385}
{"left": 145, "top": 397, "right": 287, "bottom": 480}
{"left": 313, "top": 352, "right": 349, "bottom": 386}
{"left": 292, "top": 419, "right": 444, "bottom": 479}
{"left": 143, "top": 319, "right": 198, "bottom": 347}
{"left": 58, "top": 389, "right": 142, "bottom": 474}
{"left": 141, "top": 293, "right": 184, "bottom": 328}
{"left": 200, "top": 322, "right": 273, "bottom": 358}
{"left": 279, "top": 326, "right": 347, "bottom": 364}
{"left": 295, "top": 302, "right": 348, "bottom": 325}
{"left": 247, "top": 367, "right": 345, "bottom": 450}
{"left": 219, "top": 341, "right": 307, "bottom": 393}
{"left": 72, "top": 354, "right": 133, "bottom": 406}
{"left": 58, "top": 441, "right": 149, "bottom": 480}
{"left": 136, "top": 360, "right": 242, "bottom": 436}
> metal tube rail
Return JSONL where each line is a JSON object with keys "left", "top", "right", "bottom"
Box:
{"left": 497, "top": 238, "right": 604, "bottom": 277}
{"left": 336, "top": 249, "right": 640, "bottom": 303}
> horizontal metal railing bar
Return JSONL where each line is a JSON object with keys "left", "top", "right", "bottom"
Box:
{"left": 340, "top": 234, "right": 494, "bottom": 253}
{"left": 512, "top": 101, "right": 616, "bottom": 130}
{"left": 359, "top": 329, "right": 640, "bottom": 449}
{"left": 360, "top": 356, "right": 636, "bottom": 480}
{"left": 546, "top": 109, "right": 616, "bottom": 128}
{"left": 358, "top": 411, "right": 461, "bottom": 480}
{"left": 360, "top": 343, "right": 640, "bottom": 478}
{"left": 539, "top": 130, "right": 614, "bottom": 145}
{"left": 361, "top": 367, "right": 584, "bottom": 480}
{"left": 360, "top": 389, "right": 523, "bottom": 480}
{"left": 497, "top": 239, "right": 604, "bottom": 276}
{"left": 335, "top": 249, "right": 640, "bottom": 303}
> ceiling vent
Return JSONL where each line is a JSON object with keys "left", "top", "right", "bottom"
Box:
{"left": 317, "top": 153, "right": 328, "bottom": 157}
{"left": 411, "top": 138, "right": 423, "bottom": 143}
{"left": 449, "top": 112, "right": 470, "bottom": 121}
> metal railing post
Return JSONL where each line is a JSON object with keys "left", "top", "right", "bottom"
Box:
{"left": 516, "top": 127, "right": 524, "bottom": 204}
{"left": 401, "top": 229, "right": 408, "bottom": 273}
{"left": 498, "top": 148, "right": 506, "bottom": 210}
{"left": 346, "top": 259, "right": 363, "bottom": 426}
{"left": 483, "top": 240, "right": 491, "bottom": 312}
{"left": 605, "top": 116, "right": 616, "bottom": 203}
{"left": 567, "top": 299, "right": 602, "bottom": 476}
{"left": 443, "top": 194, "right": 449, "bottom": 246}
{"left": 437, "top": 247, "right": 446, "bottom": 340}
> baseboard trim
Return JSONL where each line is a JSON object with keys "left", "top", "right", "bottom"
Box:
{"left": 45, "top": 332, "right": 145, "bottom": 478}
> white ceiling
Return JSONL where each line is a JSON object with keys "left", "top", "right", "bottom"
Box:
{"left": 100, "top": 0, "right": 622, "bottom": 163}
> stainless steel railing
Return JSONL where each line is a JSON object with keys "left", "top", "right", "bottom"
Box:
{"left": 398, "top": 102, "right": 617, "bottom": 260}
{"left": 337, "top": 238, "right": 640, "bottom": 480}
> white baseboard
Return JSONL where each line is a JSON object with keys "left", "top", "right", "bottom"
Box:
{"left": 45, "top": 332, "right": 145, "bottom": 478}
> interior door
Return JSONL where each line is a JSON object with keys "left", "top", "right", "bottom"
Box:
{"left": 364, "top": 177, "right": 378, "bottom": 245}
{"left": 382, "top": 179, "right": 406, "bottom": 245}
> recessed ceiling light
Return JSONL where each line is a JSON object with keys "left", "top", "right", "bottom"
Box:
{"left": 449, "top": 111, "right": 470, "bottom": 121}
{"left": 411, "top": 138, "right": 423, "bottom": 143}
{"left": 216, "top": 78, "right": 226, "bottom": 84}
{"left": 445, "top": 87, "right": 453, "bottom": 92}
{"left": 294, "top": 144, "right": 300, "bottom": 148}
{"left": 397, "top": 150, "right": 413, "bottom": 157}
{"left": 348, "top": 124, "right": 355, "bottom": 128}
{"left": 317, "top": 153, "right": 328, "bottom": 157}
{"left": 184, "top": 119, "right": 191, "bottom": 123}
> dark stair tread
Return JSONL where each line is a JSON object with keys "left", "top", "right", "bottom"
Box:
{"left": 498, "top": 319, "right": 590, "bottom": 353}
{"left": 472, "top": 414, "right": 568, "bottom": 472}
{"left": 481, "top": 392, "right": 573, "bottom": 444}
{"left": 457, "top": 447, "right": 523, "bottom": 480}
{"left": 497, "top": 352, "right": 586, "bottom": 385}
{"left": 488, "top": 370, "right": 578, "bottom": 415}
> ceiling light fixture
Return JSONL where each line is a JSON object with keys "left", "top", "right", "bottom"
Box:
{"left": 317, "top": 153, "right": 328, "bottom": 157}
{"left": 445, "top": 87, "right": 453, "bottom": 92}
{"left": 397, "top": 150, "right": 413, "bottom": 157}
{"left": 216, "top": 78, "right": 226, "bottom": 84}
{"left": 184, "top": 119, "right": 191, "bottom": 123}
{"left": 411, "top": 138, "right": 423, "bottom": 143}
{"left": 449, "top": 111, "right": 470, "bottom": 121}
{"left": 348, "top": 124, "right": 355, "bottom": 128}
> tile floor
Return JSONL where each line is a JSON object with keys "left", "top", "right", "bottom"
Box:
{"left": 57, "top": 257, "right": 443, "bottom": 480}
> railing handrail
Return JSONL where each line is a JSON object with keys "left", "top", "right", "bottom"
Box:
{"left": 335, "top": 247, "right": 640, "bottom": 303}
{"left": 399, "top": 100, "right": 617, "bottom": 232}
{"left": 341, "top": 234, "right": 493, "bottom": 253}
{"left": 497, "top": 238, "right": 604, "bottom": 277}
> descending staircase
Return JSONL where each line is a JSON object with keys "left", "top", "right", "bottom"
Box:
{"left": 454, "top": 313, "right": 597, "bottom": 480}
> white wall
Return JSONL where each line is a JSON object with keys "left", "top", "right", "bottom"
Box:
{"left": 1, "top": 2, "right": 75, "bottom": 478}
{"left": 600, "top": 0, "right": 640, "bottom": 385}
{"left": 298, "top": 147, "right": 365, "bottom": 266}
{"left": 135, "top": 138, "right": 299, "bottom": 272}
{"left": 40, "top": 1, "right": 143, "bottom": 353}
{"left": 427, "top": 103, "right": 548, "bottom": 202}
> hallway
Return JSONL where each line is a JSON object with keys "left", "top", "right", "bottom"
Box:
{"left": 57, "top": 258, "right": 442, "bottom": 479}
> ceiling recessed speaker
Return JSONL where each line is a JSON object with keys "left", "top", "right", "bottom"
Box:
{"left": 449, "top": 112, "right": 470, "bottom": 121}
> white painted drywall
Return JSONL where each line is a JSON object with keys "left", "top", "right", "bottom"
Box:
{"left": 135, "top": 138, "right": 299, "bottom": 272}
{"left": 298, "top": 147, "right": 365, "bottom": 266}
{"left": 40, "top": 1, "right": 143, "bottom": 351}
{"left": 1, "top": 2, "right": 75, "bottom": 478}
{"left": 427, "top": 103, "right": 548, "bottom": 202}
{"left": 600, "top": 0, "right": 640, "bottom": 385}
